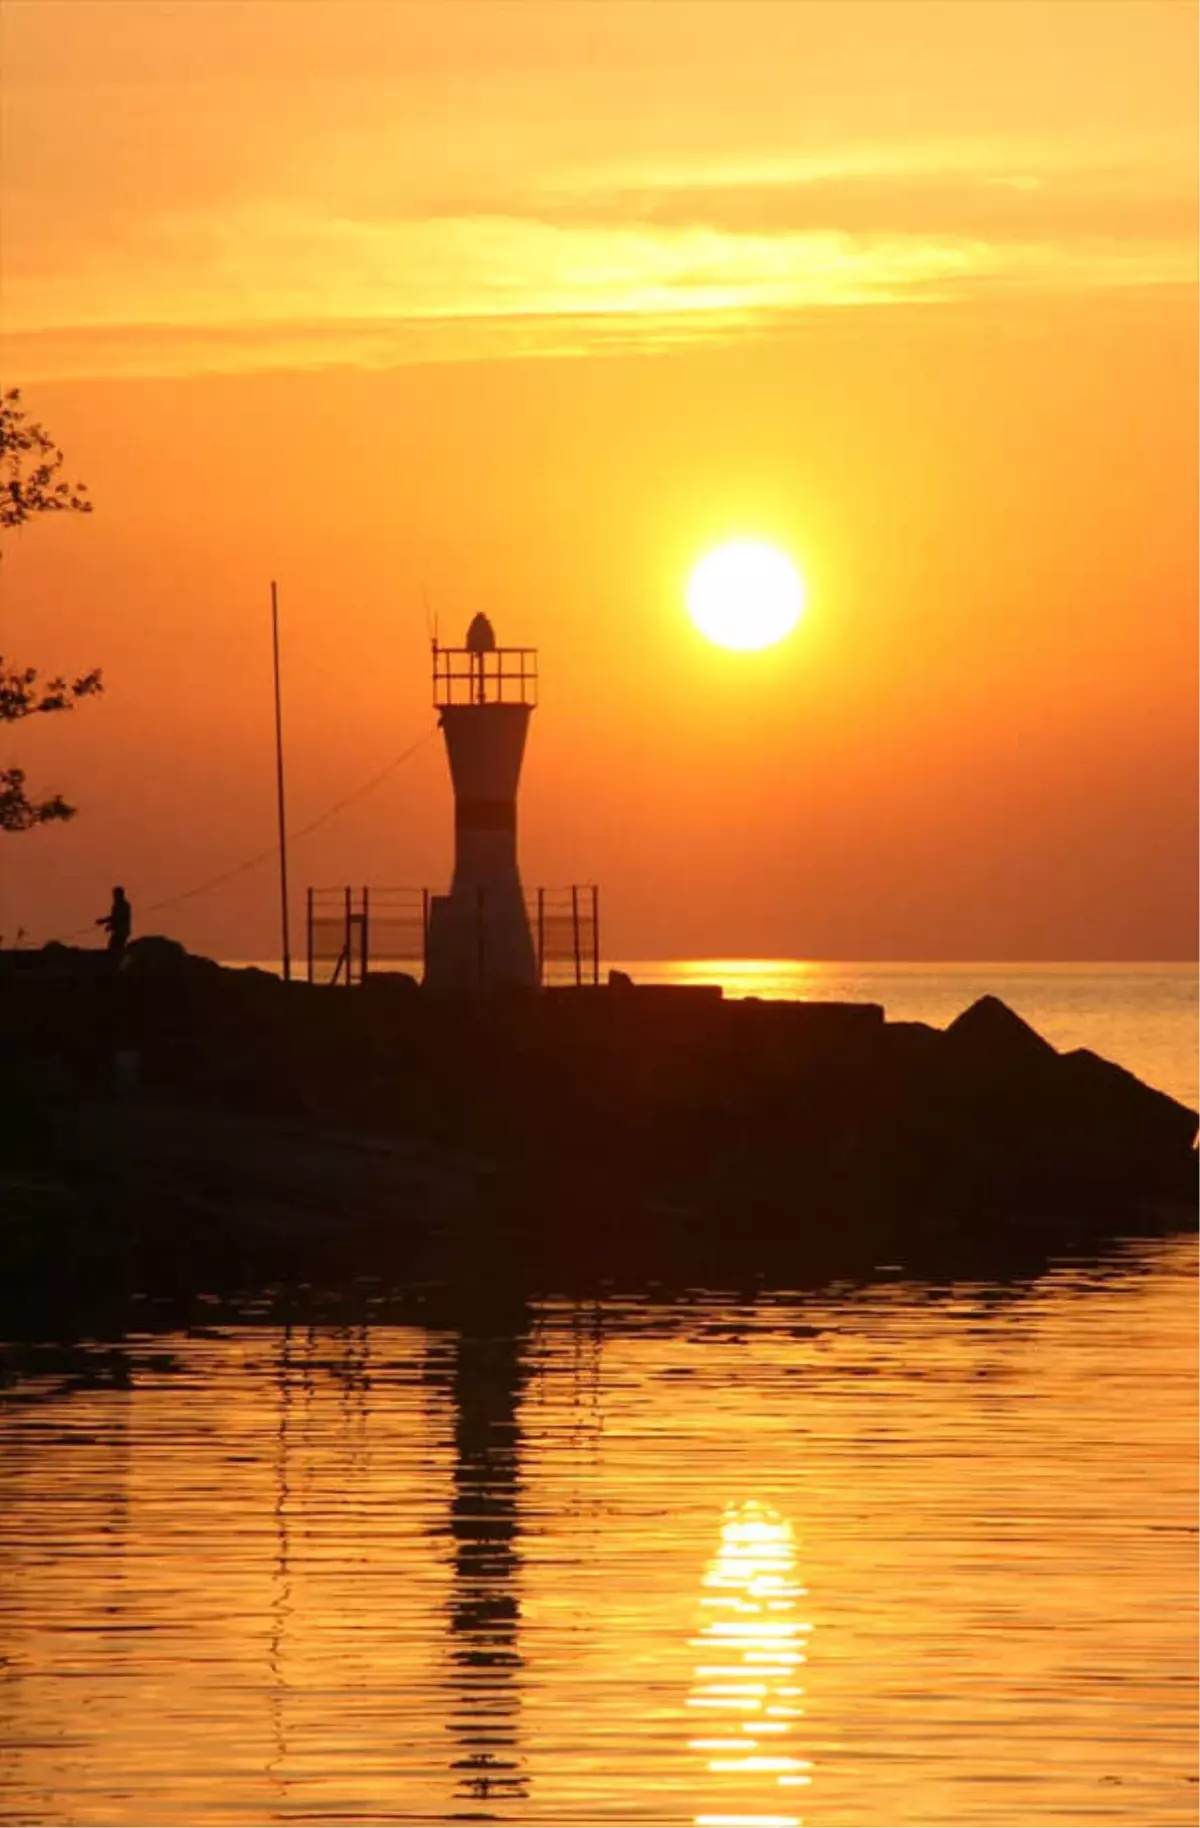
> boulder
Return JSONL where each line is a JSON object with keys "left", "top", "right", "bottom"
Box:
{"left": 944, "top": 994, "right": 1058, "bottom": 1068}
{"left": 360, "top": 971, "right": 421, "bottom": 997}
{"left": 125, "top": 935, "right": 200, "bottom": 974}
{"left": 1054, "top": 1047, "right": 1197, "bottom": 1195}
{"left": 892, "top": 997, "right": 1198, "bottom": 1214}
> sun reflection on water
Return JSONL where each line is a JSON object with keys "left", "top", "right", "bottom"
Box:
{"left": 689, "top": 1501, "right": 813, "bottom": 1828}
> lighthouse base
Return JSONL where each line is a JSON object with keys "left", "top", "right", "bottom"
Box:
{"left": 424, "top": 884, "right": 538, "bottom": 992}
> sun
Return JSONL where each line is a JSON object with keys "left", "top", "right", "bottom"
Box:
{"left": 686, "top": 540, "right": 805, "bottom": 651}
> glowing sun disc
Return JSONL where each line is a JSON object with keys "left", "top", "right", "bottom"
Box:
{"left": 687, "top": 541, "right": 805, "bottom": 651}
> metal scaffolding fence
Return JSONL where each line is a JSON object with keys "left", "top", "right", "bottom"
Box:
{"left": 306, "top": 888, "right": 428, "bottom": 986}
{"left": 535, "top": 885, "right": 601, "bottom": 987}
{"left": 305, "top": 884, "right": 599, "bottom": 987}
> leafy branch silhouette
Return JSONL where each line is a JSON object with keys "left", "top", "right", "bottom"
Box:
{"left": 1, "top": 388, "right": 100, "bottom": 832}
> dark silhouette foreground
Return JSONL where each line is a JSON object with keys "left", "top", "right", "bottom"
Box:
{"left": 0, "top": 940, "right": 1194, "bottom": 1330}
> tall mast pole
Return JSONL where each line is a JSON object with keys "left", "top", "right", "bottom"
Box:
{"left": 271, "top": 580, "right": 292, "bottom": 983}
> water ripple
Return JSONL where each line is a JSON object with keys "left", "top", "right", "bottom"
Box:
{"left": 0, "top": 1239, "right": 1196, "bottom": 1825}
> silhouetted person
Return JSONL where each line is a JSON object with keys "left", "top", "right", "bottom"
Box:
{"left": 96, "top": 885, "right": 131, "bottom": 961}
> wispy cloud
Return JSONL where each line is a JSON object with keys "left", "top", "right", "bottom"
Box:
{"left": 6, "top": 175, "right": 1193, "bottom": 383}
{"left": 514, "top": 166, "right": 1198, "bottom": 243}
{"left": 3, "top": 3, "right": 1194, "bottom": 381}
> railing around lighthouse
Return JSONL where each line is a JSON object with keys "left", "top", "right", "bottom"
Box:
{"left": 306, "top": 887, "right": 429, "bottom": 986}
{"left": 535, "top": 886, "right": 601, "bottom": 987}
{"left": 305, "top": 883, "right": 599, "bottom": 987}
{"left": 432, "top": 643, "right": 538, "bottom": 708}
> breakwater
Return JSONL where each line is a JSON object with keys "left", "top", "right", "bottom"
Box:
{"left": 1, "top": 939, "right": 1195, "bottom": 1326}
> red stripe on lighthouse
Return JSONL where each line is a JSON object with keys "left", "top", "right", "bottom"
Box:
{"left": 456, "top": 798, "right": 517, "bottom": 831}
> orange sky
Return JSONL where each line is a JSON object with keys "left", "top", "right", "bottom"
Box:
{"left": 2, "top": 0, "right": 1196, "bottom": 960}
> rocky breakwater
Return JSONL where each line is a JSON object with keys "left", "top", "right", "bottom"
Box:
{"left": 0, "top": 941, "right": 1195, "bottom": 1316}
{"left": 465, "top": 980, "right": 1196, "bottom": 1275}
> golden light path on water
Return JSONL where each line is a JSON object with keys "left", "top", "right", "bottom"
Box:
{"left": 689, "top": 1502, "right": 812, "bottom": 1828}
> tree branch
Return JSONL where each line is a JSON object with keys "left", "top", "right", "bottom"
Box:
{"left": 0, "top": 767, "right": 75, "bottom": 832}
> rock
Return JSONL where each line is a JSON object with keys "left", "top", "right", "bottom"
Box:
{"left": 360, "top": 971, "right": 421, "bottom": 998}
{"left": 944, "top": 994, "right": 1058, "bottom": 1066}
{"left": 886, "top": 997, "right": 1198, "bottom": 1216}
{"left": 125, "top": 935, "right": 214, "bottom": 976}
{"left": 1055, "top": 1047, "right": 1198, "bottom": 1194}
{"left": 873, "top": 1000, "right": 1066, "bottom": 1215}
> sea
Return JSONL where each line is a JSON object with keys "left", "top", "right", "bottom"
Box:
{"left": 1, "top": 962, "right": 1196, "bottom": 1827}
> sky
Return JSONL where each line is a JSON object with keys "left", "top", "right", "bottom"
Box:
{"left": 2, "top": 0, "right": 1196, "bottom": 961}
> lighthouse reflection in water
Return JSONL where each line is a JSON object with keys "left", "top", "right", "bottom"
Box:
{"left": 689, "top": 1501, "right": 813, "bottom": 1828}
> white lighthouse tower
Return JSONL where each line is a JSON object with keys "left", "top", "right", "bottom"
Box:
{"left": 424, "top": 615, "right": 539, "bottom": 990}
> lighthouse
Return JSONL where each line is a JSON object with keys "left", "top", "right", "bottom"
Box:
{"left": 424, "top": 614, "right": 539, "bottom": 990}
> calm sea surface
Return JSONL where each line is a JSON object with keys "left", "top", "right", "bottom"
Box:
{"left": 2, "top": 1253, "right": 1195, "bottom": 1827}
{"left": 2, "top": 964, "right": 1196, "bottom": 1827}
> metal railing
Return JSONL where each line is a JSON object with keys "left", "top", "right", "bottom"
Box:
{"left": 432, "top": 643, "right": 538, "bottom": 708}
{"left": 306, "top": 887, "right": 429, "bottom": 986}
{"left": 535, "top": 885, "right": 601, "bottom": 987}
{"left": 305, "top": 883, "right": 599, "bottom": 987}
